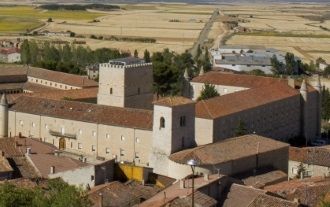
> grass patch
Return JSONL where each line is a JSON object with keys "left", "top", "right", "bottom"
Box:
{"left": 0, "top": 16, "right": 43, "bottom": 33}
{"left": 0, "top": 6, "right": 106, "bottom": 33}
{"left": 236, "top": 31, "right": 330, "bottom": 38}
{"left": 0, "top": 6, "right": 105, "bottom": 20}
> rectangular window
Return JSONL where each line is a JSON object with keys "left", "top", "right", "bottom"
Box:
{"left": 32, "top": 122, "right": 36, "bottom": 127}
{"left": 121, "top": 136, "right": 125, "bottom": 141}
{"left": 78, "top": 143, "right": 82, "bottom": 149}
{"left": 120, "top": 149, "right": 125, "bottom": 156}
{"left": 79, "top": 129, "right": 82, "bottom": 135}
{"left": 71, "top": 142, "right": 73, "bottom": 148}
{"left": 92, "top": 145, "right": 96, "bottom": 152}
{"left": 91, "top": 175, "right": 95, "bottom": 181}
{"left": 92, "top": 131, "right": 97, "bottom": 137}
{"left": 45, "top": 124, "right": 48, "bottom": 129}
{"left": 135, "top": 152, "right": 140, "bottom": 159}
{"left": 19, "top": 120, "right": 23, "bottom": 126}
{"left": 180, "top": 116, "right": 186, "bottom": 127}
{"left": 106, "top": 148, "right": 110, "bottom": 154}
{"left": 136, "top": 137, "right": 140, "bottom": 143}
{"left": 106, "top": 133, "right": 110, "bottom": 139}
{"left": 60, "top": 127, "right": 65, "bottom": 135}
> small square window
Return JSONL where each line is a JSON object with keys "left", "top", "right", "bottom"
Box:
{"left": 32, "top": 122, "right": 36, "bottom": 127}
{"left": 92, "top": 131, "right": 97, "bottom": 137}
{"left": 91, "top": 175, "right": 95, "bottom": 181}
{"left": 121, "top": 136, "right": 125, "bottom": 141}
{"left": 106, "top": 148, "right": 110, "bottom": 154}
{"left": 78, "top": 143, "right": 82, "bottom": 149}
{"left": 120, "top": 149, "right": 125, "bottom": 156}
{"left": 106, "top": 133, "right": 110, "bottom": 139}
{"left": 92, "top": 145, "right": 96, "bottom": 152}
{"left": 79, "top": 129, "right": 82, "bottom": 135}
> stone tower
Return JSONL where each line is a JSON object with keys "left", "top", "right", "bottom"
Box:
{"left": 97, "top": 57, "right": 153, "bottom": 109}
{"left": 0, "top": 94, "right": 8, "bottom": 138}
{"left": 150, "top": 96, "right": 195, "bottom": 176}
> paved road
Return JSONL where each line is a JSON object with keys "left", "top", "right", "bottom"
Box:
{"left": 189, "top": 8, "right": 220, "bottom": 57}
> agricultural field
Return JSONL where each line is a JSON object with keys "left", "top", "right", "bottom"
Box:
{"left": 0, "top": 4, "right": 219, "bottom": 54}
{"left": 222, "top": 4, "right": 330, "bottom": 63}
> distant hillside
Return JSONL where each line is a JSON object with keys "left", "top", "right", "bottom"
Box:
{"left": 38, "top": 4, "right": 120, "bottom": 11}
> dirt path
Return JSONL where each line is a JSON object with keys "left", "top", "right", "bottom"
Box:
{"left": 293, "top": 46, "right": 314, "bottom": 61}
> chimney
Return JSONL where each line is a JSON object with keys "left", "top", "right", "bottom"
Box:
{"left": 204, "top": 173, "right": 209, "bottom": 181}
{"left": 26, "top": 147, "right": 31, "bottom": 155}
{"left": 287, "top": 78, "right": 296, "bottom": 89}
{"left": 50, "top": 166, "right": 55, "bottom": 174}
{"left": 179, "top": 179, "right": 185, "bottom": 189}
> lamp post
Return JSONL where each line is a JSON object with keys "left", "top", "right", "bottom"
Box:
{"left": 187, "top": 159, "right": 198, "bottom": 207}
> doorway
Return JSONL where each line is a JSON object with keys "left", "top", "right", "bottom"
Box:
{"left": 59, "top": 138, "right": 66, "bottom": 150}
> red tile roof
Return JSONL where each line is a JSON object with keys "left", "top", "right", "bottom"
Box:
{"left": 0, "top": 47, "right": 20, "bottom": 55}
{"left": 153, "top": 96, "right": 195, "bottom": 107}
{"left": 169, "top": 134, "right": 289, "bottom": 165}
{"left": 10, "top": 96, "right": 153, "bottom": 130}
{"left": 191, "top": 71, "right": 284, "bottom": 88}
{"left": 28, "top": 154, "right": 88, "bottom": 178}
{"left": 289, "top": 147, "right": 330, "bottom": 167}
{"left": 195, "top": 82, "right": 299, "bottom": 119}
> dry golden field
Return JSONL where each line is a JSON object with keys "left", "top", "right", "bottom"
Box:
{"left": 40, "top": 4, "right": 218, "bottom": 54}
{"left": 222, "top": 4, "right": 330, "bottom": 62}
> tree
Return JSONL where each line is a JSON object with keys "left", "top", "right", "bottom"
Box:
{"left": 285, "top": 52, "right": 296, "bottom": 75}
{"left": 144, "top": 49, "right": 151, "bottom": 63}
{"left": 234, "top": 120, "right": 247, "bottom": 136}
{"left": 197, "top": 84, "right": 219, "bottom": 101}
{"left": 321, "top": 86, "right": 330, "bottom": 120}
{"left": 270, "top": 54, "right": 283, "bottom": 75}
{"left": 134, "top": 49, "right": 138, "bottom": 58}
{"left": 20, "top": 39, "right": 31, "bottom": 64}
{"left": 47, "top": 17, "right": 53, "bottom": 22}
{"left": 0, "top": 179, "right": 92, "bottom": 207}
{"left": 195, "top": 44, "right": 202, "bottom": 61}
{"left": 248, "top": 69, "right": 266, "bottom": 76}
{"left": 202, "top": 46, "right": 212, "bottom": 72}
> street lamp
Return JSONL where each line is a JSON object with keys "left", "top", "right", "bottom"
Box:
{"left": 187, "top": 159, "right": 199, "bottom": 207}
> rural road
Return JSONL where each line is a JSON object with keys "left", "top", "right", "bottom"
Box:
{"left": 189, "top": 8, "right": 220, "bottom": 57}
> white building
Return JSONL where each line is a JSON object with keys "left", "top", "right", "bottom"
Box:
{"left": 210, "top": 46, "right": 286, "bottom": 74}
{"left": 0, "top": 48, "right": 21, "bottom": 63}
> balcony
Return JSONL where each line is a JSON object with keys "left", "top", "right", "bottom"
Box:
{"left": 49, "top": 129, "right": 77, "bottom": 139}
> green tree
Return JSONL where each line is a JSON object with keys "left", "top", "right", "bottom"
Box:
{"left": 202, "top": 46, "right": 212, "bottom": 72}
{"left": 20, "top": 39, "right": 31, "bottom": 64}
{"left": 0, "top": 179, "right": 92, "bottom": 207}
{"left": 134, "top": 49, "right": 138, "bottom": 58}
{"left": 322, "top": 86, "right": 330, "bottom": 120}
{"left": 144, "top": 49, "right": 151, "bottom": 63}
{"left": 195, "top": 44, "right": 202, "bottom": 61}
{"left": 47, "top": 17, "right": 53, "bottom": 22}
{"left": 285, "top": 52, "right": 296, "bottom": 75}
{"left": 248, "top": 69, "right": 266, "bottom": 76}
{"left": 235, "top": 120, "right": 247, "bottom": 136}
{"left": 295, "top": 162, "right": 306, "bottom": 179}
{"left": 197, "top": 84, "right": 219, "bottom": 101}
{"left": 270, "top": 54, "right": 283, "bottom": 75}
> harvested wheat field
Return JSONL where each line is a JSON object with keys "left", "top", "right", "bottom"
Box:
{"left": 222, "top": 3, "right": 330, "bottom": 62}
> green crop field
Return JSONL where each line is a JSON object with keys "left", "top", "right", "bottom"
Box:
{"left": 0, "top": 6, "right": 106, "bottom": 33}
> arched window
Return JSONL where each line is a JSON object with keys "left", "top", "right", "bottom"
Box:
{"left": 160, "top": 117, "right": 165, "bottom": 129}
{"left": 110, "top": 88, "right": 113, "bottom": 94}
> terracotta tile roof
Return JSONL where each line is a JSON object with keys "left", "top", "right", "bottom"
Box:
{"left": 0, "top": 178, "right": 37, "bottom": 188}
{"left": 223, "top": 184, "right": 298, "bottom": 207}
{"left": 23, "top": 82, "right": 60, "bottom": 93}
{"left": 28, "top": 87, "right": 98, "bottom": 101}
{"left": 241, "top": 170, "right": 288, "bottom": 189}
{"left": 153, "top": 96, "right": 195, "bottom": 107}
{"left": 10, "top": 96, "right": 153, "bottom": 130}
{"left": 169, "top": 134, "right": 289, "bottom": 165}
{"left": 0, "top": 64, "right": 97, "bottom": 88}
{"left": 264, "top": 177, "right": 330, "bottom": 207}
{"left": 27, "top": 66, "right": 98, "bottom": 88}
{"left": 0, "top": 47, "right": 20, "bottom": 55}
{"left": 89, "top": 181, "right": 160, "bottom": 207}
{"left": 0, "top": 138, "right": 56, "bottom": 158}
{"left": 191, "top": 71, "right": 284, "bottom": 88}
{"left": 195, "top": 82, "right": 299, "bottom": 119}
{"left": 289, "top": 147, "right": 330, "bottom": 167}
{"left": 167, "top": 190, "right": 218, "bottom": 207}
{"left": 28, "top": 154, "right": 88, "bottom": 178}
